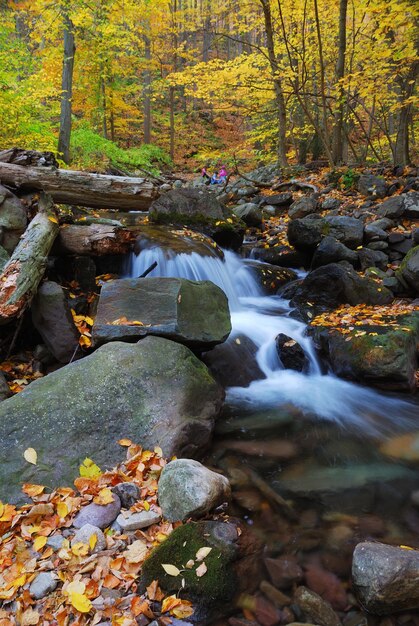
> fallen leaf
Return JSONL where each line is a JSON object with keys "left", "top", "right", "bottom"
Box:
{"left": 22, "top": 484, "right": 45, "bottom": 498}
{"left": 118, "top": 439, "right": 132, "bottom": 447}
{"left": 124, "top": 540, "right": 148, "bottom": 564}
{"left": 23, "top": 448, "right": 37, "bottom": 465}
{"left": 161, "top": 595, "right": 182, "bottom": 613}
{"left": 69, "top": 592, "right": 92, "bottom": 613}
{"left": 56, "top": 501, "right": 68, "bottom": 519}
{"left": 33, "top": 536, "right": 47, "bottom": 552}
{"left": 161, "top": 563, "right": 181, "bottom": 577}
{"left": 21, "top": 608, "right": 40, "bottom": 625}
{"left": 93, "top": 488, "right": 115, "bottom": 505}
{"left": 195, "top": 547, "right": 212, "bottom": 561}
{"left": 196, "top": 562, "right": 207, "bottom": 577}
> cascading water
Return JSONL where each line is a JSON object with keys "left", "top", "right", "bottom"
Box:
{"left": 127, "top": 243, "right": 418, "bottom": 437}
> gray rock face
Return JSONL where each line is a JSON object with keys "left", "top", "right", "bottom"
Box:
{"left": 311, "top": 237, "right": 358, "bottom": 269}
{"left": 397, "top": 246, "right": 419, "bottom": 294}
{"left": 0, "top": 245, "right": 9, "bottom": 273}
{"left": 29, "top": 572, "right": 58, "bottom": 600}
{"left": 376, "top": 196, "right": 404, "bottom": 219}
{"left": 358, "top": 248, "right": 388, "bottom": 271}
{"left": 149, "top": 189, "right": 225, "bottom": 224}
{"left": 116, "top": 510, "right": 161, "bottom": 531}
{"left": 92, "top": 277, "right": 231, "bottom": 350}
{"left": 288, "top": 196, "right": 318, "bottom": 219}
{"left": 0, "top": 185, "right": 27, "bottom": 253}
{"left": 202, "top": 334, "right": 265, "bottom": 388}
{"left": 73, "top": 496, "right": 121, "bottom": 529}
{"left": 288, "top": 215, "right": 363, "bottom": 251}
{"left": 358, "top": 174, "right": 387, "bottom": 199}
{"left": 290, "top": 263, "right": 393, "bottom": 316}
{"left": 0, "top": 371, "right": 10, "bottom": 401}
{"left": 352, "top": 542, "right": 419, "bottom": 614}
{"left": 245, "top": 262, "right": 297, "bottom": 295}
{"left": 32, "top": 281, "right": 80, "bottom": 363}
{"left": 0, "top": 338, "right": 224, "bottom": 502}
{"left": 71, "top": 523, "right": 106, "bottom": 552}
{"left": 112, "top": 482, "right": 140, "bottom": 508}
{"left": 158, "top": 459, "right": 231, "bottom": 521}
{"left": 232, "top": 203, "right": 263, "bottom": 226}
{"left": 262, "top": 192, "right": 293, "bottom": 207}
{"left": 403, "top": 191, "right": 419, "bottom": 219}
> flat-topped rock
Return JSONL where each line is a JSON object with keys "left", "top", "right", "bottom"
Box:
{"left": 92, "top": 276, "right": 231, "bottom": 349}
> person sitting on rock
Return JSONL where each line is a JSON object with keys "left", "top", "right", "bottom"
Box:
{"left": 201, "top": 165, "right": 211, "bottom": 185}
{"left": 218, "top": 165, "right": 228, "bottom": 183}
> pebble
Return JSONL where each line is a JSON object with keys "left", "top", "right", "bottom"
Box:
{"left": 73, "top": 494, "right": 121, "bottom": 529}
{"left": 294, "top": 586, "right": 341, "bottom": 626}
{"left": 46, "top": 534, "right": 65, "bottom": 551}
{"left": 112, "top": 482, "right": 141, "bottom": 508}
{"left": 264, "top": 555, "right": 303, "bottom": 589}
{"left": 29, "top": 572, "right": 58, "bottom": 600}
{"left": 116, "top": 510, "right": 161, "bottom": 531}
{"left": 71, "top": 523, "right": 106, "bottom": 553}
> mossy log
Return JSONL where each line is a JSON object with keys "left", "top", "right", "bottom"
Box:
{"left": 0, "top": 162, "right": 159, "bottom": 211}
{"left": 0, "top": 193, "right": 59, "bottom": 324}
{"left": 56, "top": 224, "right": 133, "bottom": 255}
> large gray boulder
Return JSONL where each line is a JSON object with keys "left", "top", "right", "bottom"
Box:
{"left": 0, "top": 338, "right": 224, "bottom": 502}
{"left": 149, "top": 189, "right": 226, "bottom": 224}
{"left": 358, "top": 174, "right": 387, "bottom": 199}
{"left": 397, "top": 245, "right": 419, "bottom": 294}
{"left": 311, "top": 236, "right": 358, "bottom": 269}
{"left": 232, "top": 202, "right": 263, "bottom": 226}
{"left": 32, "top": 281, "right": 80, "bottom": 363}
{"left": 352, "top": 542, "right": 419, "bottom": 614}
{"left": 92, "top": 277, "right": 231, "bottom": 349}
{"left": 0, "top": 185, "right": 27, "bottom": 253}
{"left": 377, "top": 192, "right": 419, "bottom": 220}
{"left": 288, "top": 196, "right": 318, "bottom": 219}
{"left": 288, "top": 215, "right": 363, "bottom": 251}
{"left": 158, "top": 459, "right": 231, "bottom": 521}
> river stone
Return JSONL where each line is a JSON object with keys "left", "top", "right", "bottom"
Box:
{"left": 288, "top": 196, "right": 318, "bottom": 219}
{"left": 0, "top": 338, "right": 224, "bottom": 502}
{"left": 352, "top": 542, "right": 419, "bottom": 614}
{"left": 262, "top": 192, "right": 293, "bottom": 207}
{"left": 32, "top": 281, "right": 80, "bottom": 363}
{"left": 324, "top": 322, "right": 418, "bottom": 390}
{"left": 396, "top": 245, "right": 419, "bottom": 294}
{"left": 202, "top": 334, "right": 265, "bottom": 388}
{"left": 29, "top": 572, "right": 58, "bottom": 600}
{"left": 232, "top": 203, "right": 263, "bottom": 227}
{"left": 71, "top": 523, "right": 106, "bottom": 552}
{"left": 245, "top": 262, "right": 297, "bottom": 294}
{"left": 358, "top": 174, "right": 387, "bottom": 199}
{"left": 111, "top": 482, "right": 140, "bottom": 508}
{"left": 376, "top": 196, "right": 405, "bottom": 219}
{"left": 276, "top": 334, "right": 308, "bottom": 372}
{"left": 288, "top": 216, "right": 363, "bottom": 252}
{"left": 116, "top": 510, "right": 161, "bottom": 531}
{"left": 311, "top": 237, "right": 358, "bottom": 269}
{"left": 0, "top": 185, "right": 27, "bottom": 231}
{"left": 92, "top": 277, "right": 231, "bottom": 349}
{"left": 294, "top": 586, "right": 341, "bottom": 626}
{"left": 149, "top": 189, "right": 226, "bottom": 224}
{"left": 73, "top": 496, "right": 121, "bottom": 529}
{"left": 403, "top": 191, "right": 419, "bottom": 219}
{"left": 158, "top": 459, "right": 231, "bottom": 521}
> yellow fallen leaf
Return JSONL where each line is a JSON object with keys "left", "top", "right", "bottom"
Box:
{"left": 24, "top": 448, "right": 37, "bottom": 465}
{"left": 70, "top": 592, "right": 92, "bottom": 613}
{"left": 57, "top": 501, "right": 68, "bottom": 519}
{"left": 93, "top": 488, "right": 114, "bottom": 505}
{"left": 89, "top": 534, "right": 97, "bottom": 551}
{"left": 79, "top": 458, "right": 102, "bottom": 478}
{"left": 118, "top": 439, "right": 132, "bottom": 447}
{"left": 13, "top": 574, "right": 27, "bottom": 587}
{"left": 22, "top": 484, "right": 45, "bottom": 497}
{"left": 48, "top": 215, "right": 59, "bottom": 224}
{"left": 33, "top": 536, "right": 47, "bottom": 552}
{"left": 66, "top": 580, "right": 86, "bottom": 595}
{"left": 71, "top": 542, "right": 89, "bottom": 557}
{"left": 161, "top": 595, "right": 181, "bottom": 613}
{"left": 161, "top": 563, "right": 181, "bottom": 577}
{"left": 0, "top": 502, "right": 3, "bottom": 518}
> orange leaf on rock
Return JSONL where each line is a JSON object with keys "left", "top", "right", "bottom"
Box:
{"left": 161, "top": 595, "right": 182, "bottom": 613}
{"left": 93, "top": 488, "right": 114, "bottom": 505}
{"left": 22, "top": 484, "right": 45, "bottom": 498}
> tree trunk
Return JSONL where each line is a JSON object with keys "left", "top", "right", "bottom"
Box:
{"left": 0, "top": 163, "right": 159, "bottom": 211}
{"left": 143, "top": 34, "right": 152, "bottom": 144}
{"left": 57, "top": 224, "right": 133, "bottom": 256}
{"left": 169, "top": 86, "right": 175, "bottom": 162}
{"left": 259, "top": 0, "right": 288, "bottom": 166}
{"left": 332, "top": 0, "right": 348, "bottom": 164}
{"left": 57, "top": 13, "right": 75, "bottom": 165}
{"left": 0, "top": 194, "right": 59, "bottom": 325}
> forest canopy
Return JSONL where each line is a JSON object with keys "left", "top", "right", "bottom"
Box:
{"left": 0, "top": 0, "right": 417, "bottom": 170}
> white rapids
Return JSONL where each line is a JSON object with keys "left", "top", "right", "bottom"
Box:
{"left": 127, "top": 246, "right": 419, "bottom": 437}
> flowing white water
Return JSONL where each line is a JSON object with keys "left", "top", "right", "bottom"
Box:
{"left": 128, "top": 246, "right": 418, "bottom": 437}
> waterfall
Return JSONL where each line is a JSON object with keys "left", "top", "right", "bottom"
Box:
{"left": 127, "top": 246, "right": 418, "bottom": 437}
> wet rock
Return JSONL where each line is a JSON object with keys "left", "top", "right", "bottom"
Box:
{"left": 0, "top": 372, "right": 11, "bottom": 401}
{"left": 264, "top": 555, "right": 303, "bottom": 589}
{"left": 246, "top": 262, "right": 298, "bottom": 295}
{"left": 111, "top": 482, "right": 140, "bottom": 508}
{"left": 116, "top": 510, "right": 161, "bottom": 531}
{"left": 288, "top": 197, "right": 318, "bottom": 220}
{"left": 149, "top": 188, "right": 226, "bottom": 224}
{"left": 352, "top": 541, "right": 419, "bottom": 614}
{"left": 367, "top": 241, "right": 388, "bottom": 251}
{"left": 288, "top": 216, "right": 363, "bottom": 252}
{"left": 71, "top": 523, "right": 106, "bottom": 552}
{"left": 275, "top": 334, "right": 308, "bottom": 372}
{"left": 0, "top": 185, "right": 27, "bottom": 253}
{"left": 358, "top": 248, "right": 388, "bottom": 271}
{"left": 294, "top": 586, "right": 341, "bottom": 626}
{"left": 381, "top": 432, "right": 419, "bottom": 463}
{"left": 32, "top": 281, "right": 80, "bottom": 363}
{"left": 140, "top": 520, "right": 262, "bottom": 624}
{"left": 0, "top": 338, "right": 224, "bottom": 503}
{"left": 262, "top": 192, "right": 293, "bottom": 207}
{"left": 220, "top": 439, "right": 299, "bottom": 461}
{"left": 358, "top": 175, "right": 387, "bottom": 199}
{"left": 304, "top": 563, "right": 348, "bottom": 611}
{"left": 92, "top": 276, "right": 231, "bottom": 350}
{"left": 322, "top": 198, "right": 341, "bottom": 211}
{"left": 46, "top": 534, "right": 65, "bottom": 551}
{"left": 396, "top": 245, "right": 419, "bottom": 294}
{"left": 364, "top": 223, "right": 388, "bottom": 242}
{"left": 233, "top": 203, "right": 263, "bottom": 227}
{"left": 260, "top": 581, "right": 292, "bottom": 607}
{"left": 29, "top": 572, "right": 58, "bottom": 600}
{"left": 290, "top": 263, "right": 392, "bottom": 318}
{"left": 249, "top": 245, "right": 311, "bottom": 269}
{"left": 311, "top": 237, "right": 358, "bottom": 269}
{"left": 158, "top": 459, "right": 231, "bottom": 521}
{"left": 74, "top": 495, "right": 121, "bottom": 529}
{"left": 216, "top": 407, "right": 297, "bottom": 437}
{"left": 202, "top": 334, "right": 265, "bottom": 388}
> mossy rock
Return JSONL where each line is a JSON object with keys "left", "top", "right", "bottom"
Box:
{"left": 140, "top": 521, "right": 240, "bottom": 623}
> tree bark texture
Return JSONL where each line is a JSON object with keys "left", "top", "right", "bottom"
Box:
{"left": 332, "top": 0, "right": 348, "bottom": 164}
{"left": 0, "top": 194, "right": 59, "bottom": 325}
{"left": 56, "top": 224, "right": 133, "bottom": 256}
{"left": 0, "top": 163, "right": 159, "bottom": 211}
{"left": 57, "top": 13, "right": 75, "bottom": 165}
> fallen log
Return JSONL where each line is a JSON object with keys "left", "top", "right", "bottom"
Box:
{"left": 0, "top": 162, "right": 160, "bottom": 211}
{"left": 0, "top": 193, "right": 59, "bottom": 324}
{"left": 57, "top": 223, "right": 133, "bottom": 256}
